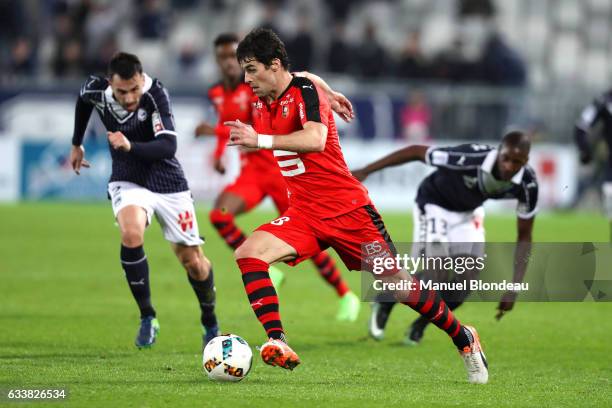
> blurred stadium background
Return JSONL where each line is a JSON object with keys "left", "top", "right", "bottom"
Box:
{"left": 0, "top": 0, "right": 611, "bottom": 212}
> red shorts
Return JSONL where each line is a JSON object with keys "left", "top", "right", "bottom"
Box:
{"left": 256, "top": 204, "right": 397, "bottom": 272}
{"left": 223, "top": 166, "right": 289, "bottom": 212}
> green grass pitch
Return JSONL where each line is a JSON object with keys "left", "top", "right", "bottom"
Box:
{"left": 0, "top": 202, "right": 610, "bottom": 407}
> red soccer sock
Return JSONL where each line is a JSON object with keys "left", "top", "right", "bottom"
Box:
{"left": 209, "top": 209, "right": 246, "bottom": 250}
{"left": 311, "top": 252, "right": 350, "bottom": 297}
{"left": 401, "top": 280, "right": 470, "bottom": 349}
{"left": 237, "top": 258, "right": 285, "bottom": 341}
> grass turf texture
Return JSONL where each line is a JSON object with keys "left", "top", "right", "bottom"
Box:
{"left": 0, "top": 202, "right": 610, "bottom": 407}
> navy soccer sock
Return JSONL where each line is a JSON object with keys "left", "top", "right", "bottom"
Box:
{"left": 121, "top": 244, "right": 156, "bottom": 318}
{"left": 188, "top": 269, "right": 218, "bottom": 329}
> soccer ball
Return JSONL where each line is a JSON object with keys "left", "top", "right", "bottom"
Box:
{"left": 202, "top": 334, "right": 253, "bottom": 382}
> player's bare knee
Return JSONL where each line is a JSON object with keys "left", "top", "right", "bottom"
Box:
{"left": 234, "top": 239, "right": 261, "bottom": 260}
{"left": 181, "top": 247, "right": 210, "bottom": 278}
{"left": 121, "top": 228, "right": 144, "bottom": 247}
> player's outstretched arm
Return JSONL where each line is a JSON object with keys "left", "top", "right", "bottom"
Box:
{"left": 195, "top": 121, "right": 216, "bottom": 137}
{"left": 69, "top": 145, "right": 90, "bottom": 175}
{"left": 352, "top": 145, "right": 429, "bottom": 181}
{"left": 70, "top": 95, "right": 95, "bottom": 175}
{"left": 226, "top": 119, "right": 327, "bottom": 153}
{"left": 294, "top": 71, "right": 354, "bottom": 123}
{"left": 496, "top": 216, "right": 534, "bottom": 321}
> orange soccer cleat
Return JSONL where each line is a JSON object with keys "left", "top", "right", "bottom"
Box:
{"left": 259, "top": 338, "right": 301, "bottom": 370}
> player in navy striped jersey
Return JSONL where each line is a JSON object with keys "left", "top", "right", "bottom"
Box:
{"left": 574, "top": 88, "right": 612, "bottom": 239}
{"left": 69, "top": 52, "right": 219, "bottom": 349}
{"left": 353, "top": 131, "right": 538, "bottom": 344}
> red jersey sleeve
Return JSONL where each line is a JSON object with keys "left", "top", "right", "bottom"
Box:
{"left": 207, "top": 84, "right": 229, "bottom": 160}
{"left": 294, "top": 77, "right": 330, "bottom": 128}
{"left": 213, "top": 123, "right": 230, "bottom": 159}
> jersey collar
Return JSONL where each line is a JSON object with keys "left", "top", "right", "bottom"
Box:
{"left": 480, "top": 148, "right": 525, "bottom": 185}
{"left": 103, "top": 73, "right": 153, "bottom": 100}
{"left": 103, "top": 73, "right": 153, "bottom": 123}
{"left": 260, "top": 75, "right": 296, "bottom": 105}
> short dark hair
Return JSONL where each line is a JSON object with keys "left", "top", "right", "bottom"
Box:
{"left": 236, "top": 28, "right": 290, "bottom": 69}
{"left": 501, "top": 130, "right": 531, "bottom": 153}
{"left": 108, "top": 52, "right": 143, "bottom": 79}
{"left": 214, "top": 32, "right": 239, "bottom": 47}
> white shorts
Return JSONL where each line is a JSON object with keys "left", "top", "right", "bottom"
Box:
{"left": 412, "top": 203, "right": 485, "bottom": 257}
{"left": 603, "top": 182, "right": 612, "bottom": 219}
{"left": 108, "top": 181, "right": 204, "bottom": 246}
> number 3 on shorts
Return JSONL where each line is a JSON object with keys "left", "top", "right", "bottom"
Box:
{"left": 271, "top": 216, "right": 290, "bottom": 226}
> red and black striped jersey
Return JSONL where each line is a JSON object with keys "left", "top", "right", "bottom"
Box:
{"left": 251, "top": 76, "right": 370, "bottom": 219}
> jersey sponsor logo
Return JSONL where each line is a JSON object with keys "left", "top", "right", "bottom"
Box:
{"left": 232, "top": 92, "right": 251, "bottom": 111}
{"left": 212, "top": 96, "right": 224, "bottom": 107}
{"left": 363, "top": 241, "right": 383, "bottom": 255}
{"left": 431, "top": 150, "right": 449, "bottom": 165}
{"left": 279, "top": 96, "right": 294, "bottom": 105}
{"left": 298, "top": 102, "right": 305, "bottom": 120}
{"left": 137, "top": 108, "right": 147, "bottom": 121}
{"left": 178, "top": 211, "right": 194, "bottom": 231}
{"left": 152, "top": 111, "right": 164, "bottom": 133}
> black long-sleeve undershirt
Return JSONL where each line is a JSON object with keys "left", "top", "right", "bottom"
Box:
{"left": 72, "top": 94, "right": 177, "bottom": 161}
{"left": 129, "top": 133, "right": 177, "bottom": 161}
{"left": 72, "top": 96, "right": 94, "bottom": 146}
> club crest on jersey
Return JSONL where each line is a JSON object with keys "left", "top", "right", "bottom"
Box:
{"left": 282, "top": 105, "right": 289, "bottom": 117}
{"left": 137, "top": 108, "right": 147, "bottom": 122}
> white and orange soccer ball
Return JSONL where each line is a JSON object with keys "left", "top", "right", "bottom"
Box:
{"left": 202, "top": 334, "right": 253, "bottom": 382}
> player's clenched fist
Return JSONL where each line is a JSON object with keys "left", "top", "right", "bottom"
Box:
{"left": 108, "top": 131, "right": 132, "bottom": 152}
{"left": 225, "top": 120, "right": 258, "bottom": 148}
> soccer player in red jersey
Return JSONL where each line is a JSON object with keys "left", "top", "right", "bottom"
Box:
{"left": 226, "top": 28, "right": 489, "bottom": 384}
{"left": 194, "top": 33, "right": 361, "bottom": 321}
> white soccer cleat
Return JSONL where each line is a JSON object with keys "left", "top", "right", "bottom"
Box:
{"left": 459, "top": 325, "right": 489, "bottom": 384}
{"left": 368, "top": 302, "right": 386, "bottom": 340}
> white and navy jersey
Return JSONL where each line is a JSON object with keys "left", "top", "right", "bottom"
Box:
{"left": 417, "top": 144, "right": 538, "bottom": 219}
{"left": 575, "top": 88, "right": 612, "bottom": 180}
{"left": 73, "top": 74, "right": 189, "bottom": 193}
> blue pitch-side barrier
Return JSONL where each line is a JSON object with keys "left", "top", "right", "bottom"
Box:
{"left": 21, "top": 139, "right": 112, "bottom": 200}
